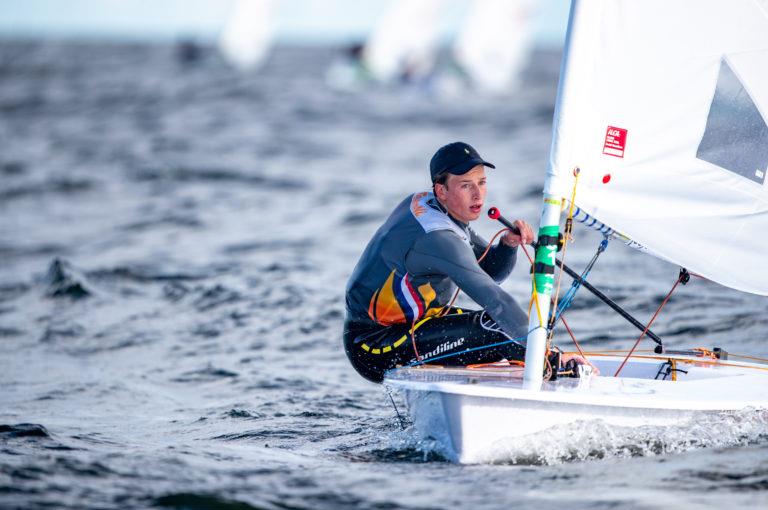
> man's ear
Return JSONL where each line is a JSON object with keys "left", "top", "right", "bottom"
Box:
{"left": 434, "top": 182, "right": 446, "bottom": 200}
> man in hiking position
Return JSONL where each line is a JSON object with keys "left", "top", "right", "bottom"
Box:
{"left": 343, "top": 142, "right": 535, "bottom": 382}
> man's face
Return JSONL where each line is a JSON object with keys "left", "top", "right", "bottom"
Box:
{"left": 435, "top": 165, "right": 487, "bottom": 223}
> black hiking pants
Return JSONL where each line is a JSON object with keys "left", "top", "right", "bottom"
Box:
{"left": 343, "top": 309, "right": 527, "bottom": 383}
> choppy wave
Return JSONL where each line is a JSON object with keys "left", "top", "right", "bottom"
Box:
{"left": 130, "top": 166, "right": 307, "bottom": 190}
{"left": 43, "top": 258, "right": 93, "bottom": 299}
{"left": 152, "top": 493, "right": 267, "bottom": 510}
{"left": 3, "top": 39, "right": 768, "bottom": 510}
{"left": 0, "top": 423, "right": 51, "bottom": 439}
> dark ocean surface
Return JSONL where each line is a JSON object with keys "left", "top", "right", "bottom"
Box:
{"left": 1, "top": 40, "right": 767, "bottom": 509}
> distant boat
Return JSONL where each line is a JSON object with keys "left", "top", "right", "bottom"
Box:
{"left": 218, "top": 0, "right": 275, "bottom": 71}
{"left": 362, "top": 0, "right": 444, "bottom": 84}
{"left": 453, "top": 0, "right": 539, "bottom": 93}
{"left": 324, "top": 43, "right": 372, "bottom": 92}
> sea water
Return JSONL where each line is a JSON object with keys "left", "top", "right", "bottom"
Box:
{"left": 1, "top": 40, "right": 767, "bottom": 509}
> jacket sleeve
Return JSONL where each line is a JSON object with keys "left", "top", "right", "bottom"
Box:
{"left": 406, "top": 230, "right": 529, "bottom": 342}
{"left": 468, "top": 227, "right": 518, "bottom": 283}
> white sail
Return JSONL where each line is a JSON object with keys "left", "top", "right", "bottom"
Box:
{"left": 547, "top": 0, "right": 768, "bottom": 295}
{"left": 363, "top": 0, "right": 444, "bottom": 83}
{"left": 219, "top": 0, "right": 275, "bottom": 71}
{"left": 453, "top": 0, "right": 538, "bottom": 93}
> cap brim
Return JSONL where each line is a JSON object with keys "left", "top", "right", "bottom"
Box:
{"left": 446, "top": 158, "right": 496, "bottom": 176}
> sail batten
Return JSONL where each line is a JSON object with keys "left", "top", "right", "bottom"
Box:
{"left": 546, "top": 0, "right": 768, "bottom": 296}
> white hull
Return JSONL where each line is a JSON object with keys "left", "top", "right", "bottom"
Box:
{"left": 385, "top": 354, "right": 768, "bottom": 463}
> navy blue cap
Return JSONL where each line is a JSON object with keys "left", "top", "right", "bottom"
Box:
{"left": 429, "top": 142, "right": 495, "bottom": 183}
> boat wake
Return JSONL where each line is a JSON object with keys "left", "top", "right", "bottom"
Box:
{"left": 395, "top": 408, "right": 768, "bottom": 465}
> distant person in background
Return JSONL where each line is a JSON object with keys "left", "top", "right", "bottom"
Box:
{"left": 175, "top": 38, "right": 204, "bottom": 66}
{"left": 324, "top": 42, "right": 372, "bottom": 91}
{"left": 343, "top": 142, "right": 537, "bottom": 383}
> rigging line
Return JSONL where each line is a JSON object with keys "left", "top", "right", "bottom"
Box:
{"left": 727, "top": 353, "right": 768, "bottom": 364}
{"left": 553, "top": 237, "right": 609, "bottom": 325}
{"left": 407, "top": 310, "right": 451, "bottom": 362}
{"left": 554, "top": 258, "right": 665, "bottom": 348}
{"left": 522, "top": 244, "right": 545, "bottom": 328}
{"left": 579, "top": 352, "right": 768, "bottom": 373}
{"left": 466, "top": 359, "right": 525, "bottom": 369}
{"left": 386, "top": 387, "right": 407, "bottom": 431}
{"left": 613, "top": 272, "right": 685, "bottom": 377}
{"left": 549, "top": 246, "right": 601, "bottom": 354}
{"left": 438, "top": 227, "right": 511, "bottom": 317}
{"left": 548, "top": 167, "right": 580, "bottom": 342}
{"left": 400, "top": 326, "right": 543, "bottom": 368}
{"left": 421, "top": 227, "right": 518, "bottom": 361}
{"left": 559, "top": 314, "right": 586, "bottom": 359}
{"left": 527, "top": 292, "right": 535, "bottom": 317}
{"left": 484, "top": 209, "right": 541, "bottom": 326}
{"left": 409, "top": 317, "right": 422, "bottom": 362}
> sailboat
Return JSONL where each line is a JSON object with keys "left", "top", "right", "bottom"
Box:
{"left": 453, "top": 0, "right": 539, "bottom": 94}
{"left": 218, "top": 0, "right": 275, "bottom": 71}
{"left": 384, "top": 0, "right": 768, "bottom": 464}
{"left": 362, "top": 0, "right": 444, "bottom": 84}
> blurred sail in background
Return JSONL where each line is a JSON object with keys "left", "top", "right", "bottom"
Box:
{"left": 362, "top": 0, "right": 444, "bottom": 83}
{"left": 219, "top": 0, "right": 275, "bottom": 70}
{"left": 454, "top": 0, "right": 539, "bottom": 93}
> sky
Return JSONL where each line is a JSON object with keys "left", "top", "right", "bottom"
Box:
{"left": 0, "top": 0, "right": 571, "bottom": 46}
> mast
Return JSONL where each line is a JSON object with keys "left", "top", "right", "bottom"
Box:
{"left": 522, "top": 0, "right": 580, "bottom": 388}
{"left": 522, "top": 197, "right": 563, "bottom": 388}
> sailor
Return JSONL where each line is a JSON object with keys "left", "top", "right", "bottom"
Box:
{"left": 343, "top": 142, "right": 538, "bottom": 383}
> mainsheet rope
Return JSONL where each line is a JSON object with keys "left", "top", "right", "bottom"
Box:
{"left": 404, "top": 326, "right": 545, "bottom": 368}
{"left": 411, "top": 227, "right": 514, "bottom": 361}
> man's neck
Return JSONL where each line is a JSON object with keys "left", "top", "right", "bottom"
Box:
{"left": 433, "top": 195, "right": 469, "bottom": 229}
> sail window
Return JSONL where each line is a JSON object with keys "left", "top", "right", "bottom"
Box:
{"left": 696, "top": 58, "right": 768, "bottom": 185}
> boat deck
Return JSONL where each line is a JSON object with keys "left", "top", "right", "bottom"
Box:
{"left": 384, "top": 353, "right": 768, "bottom": 411}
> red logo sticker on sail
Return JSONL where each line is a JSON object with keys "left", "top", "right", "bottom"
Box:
{"left": 603, "top": 126, "right": 627, "bottom": 158}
